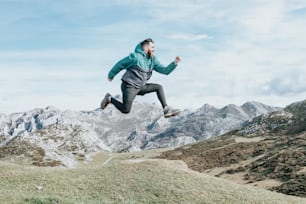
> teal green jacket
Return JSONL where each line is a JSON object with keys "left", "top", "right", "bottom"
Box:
{"left": 108, "top": 43, "right": 177, "bottom": 81}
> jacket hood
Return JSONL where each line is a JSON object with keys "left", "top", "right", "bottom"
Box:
{"left": 135, "top": 43, "right": 147, "bottom": 57}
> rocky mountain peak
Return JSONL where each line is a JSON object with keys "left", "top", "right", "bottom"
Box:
{"left": 0, "top": 100, "right": 281, "bottom": 167}
{"left": 195, "top": 104, "right": 218, "bottom": 114}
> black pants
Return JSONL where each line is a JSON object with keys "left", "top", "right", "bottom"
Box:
{"left": 111, "top": 82, "right": 168, "bottom": 114}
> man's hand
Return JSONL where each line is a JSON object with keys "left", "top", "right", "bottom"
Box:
{"left": 108, "top": 78, "right": 112, "bottom": 82}
{"left": 175, "top": 56, "right": 181, "bottom": 65}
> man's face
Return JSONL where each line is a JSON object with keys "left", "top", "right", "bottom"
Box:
{"left": 146, "top": 42, "right": 155, "bottom": 58}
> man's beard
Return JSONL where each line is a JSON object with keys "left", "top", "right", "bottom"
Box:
{"left": 148, "top": 50, "right": 154, "bottom": 58}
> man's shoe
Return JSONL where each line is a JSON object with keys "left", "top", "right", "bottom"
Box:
{"left": 101, "top": 93, "right": 111, "bottom": 109}
{"left": 164, "top": 106, "right": 180, "bottom": 118}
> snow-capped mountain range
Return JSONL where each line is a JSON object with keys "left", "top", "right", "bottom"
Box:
{"left": 0, "top": 101, "right": 280, "bottom": 167}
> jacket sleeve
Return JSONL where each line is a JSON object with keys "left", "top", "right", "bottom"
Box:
{"left": 108, "top": 54, "right": 135, "bottom": 79}
{"left": 153, "top": 58, "right": 177, "bottom": 75}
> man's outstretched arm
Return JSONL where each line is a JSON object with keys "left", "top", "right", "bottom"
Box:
{"left": 153, "top": 56, "right": 181, "bottom": 75}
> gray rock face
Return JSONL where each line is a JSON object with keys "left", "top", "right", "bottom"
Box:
{"left": 0, "top": 101, "right": 280, "bottom": 166}
{"left": 239, "top": 100, "right": 306, "bottom": 136}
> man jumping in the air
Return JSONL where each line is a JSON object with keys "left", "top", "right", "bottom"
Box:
{"left": 101, "top": 38, "right": 181, "bottom": 118}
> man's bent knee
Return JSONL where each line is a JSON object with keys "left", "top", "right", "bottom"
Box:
{"left": 121, "top": 110, "right": 130, "bottom": 114}
{"left": 156, "top": 84, "right": 164, "bottom": 92}
{"left": 155, "top": 84, "right": 162, "bottom": 89}
{"left": 121, "top": 107, "right": 131, "bottom": 114}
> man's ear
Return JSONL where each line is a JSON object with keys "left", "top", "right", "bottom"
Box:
{"left": 142, "top": 45, "right": 148, "bottom": 52}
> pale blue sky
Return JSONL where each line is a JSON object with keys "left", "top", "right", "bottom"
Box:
{"left": 1, "top": 0, "right": 306, "bottom": 113}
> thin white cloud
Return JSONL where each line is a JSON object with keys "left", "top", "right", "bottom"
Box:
{"left": 0, "top": 49, "right": 111, "bottom": 60}
{"left": 285, "top": 0, "right": 306, "bottom": 11}
{"left": 168, "top": 33, "right": 210, "bottom": 41}
{"left": 239, "top": 1, "right": 285, "bottom": 34}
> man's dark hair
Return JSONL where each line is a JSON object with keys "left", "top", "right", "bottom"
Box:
{"left": 141, "top": 38, "right": 154, "bottom": 47}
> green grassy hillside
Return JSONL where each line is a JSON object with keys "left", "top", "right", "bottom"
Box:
{"left": 1, "top": 150, "right": 305, "bottom": 204}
